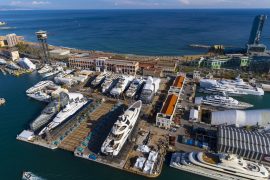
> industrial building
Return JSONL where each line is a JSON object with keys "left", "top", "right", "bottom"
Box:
{"left": 211, "top": 109, "right": 270, "bottom": 128}
{"left": 217, "top": 126, "right": 270, "bottom": 164}
{"left": 0, "top": 33, "right": 23, "bottom": 47}
{"left": 156, "top": 73, "right": 185, "bottom": 129}
{"left": 69, "top": 56, "right": 139, "bottom": 75}
{"left": 193, "top": 55, "right": 250, "bottom": 69}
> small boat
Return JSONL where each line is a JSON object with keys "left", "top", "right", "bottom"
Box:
{"left": 0, "top": 22, "right": 6, "bottom": 26}
{"left": 22, "top": 171, "right": 43, "bottom": 180}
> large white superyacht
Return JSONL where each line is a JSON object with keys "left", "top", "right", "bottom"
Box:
{"left": 30, "top": 92, "right": 69, "bottom": 131}
{"left": 170, "top": 152, "right": 269, "bottom": 180}
{"left": 38, "top": 64, "right": 53, "bottom": 74}
{"left": 91, "top": 72, "right": 109, "bottom": 87}
{"left": 26, "top": 80, "right": 54, "bottom": 94}
{"left": 101, "top": 100, "right": 142, "bottom": 156}
{"left": 125, "top": 78, "right": 145, "bottom": 98}
{"left": 38, "top": 93, "right": 87, "bottom": 135}
{"left": 101, "top": 74, "right": 120, "bottom": 93}
{"left": 200, "top": 76, "right": 264, "bottom": 96}
{"left": 27, "top": 91, "right": 51, "bottom": 102}
{"left": 110, "top": 75, "right": 134, "bottom": 96}
{"left": 195, "top": 95, "right": 253, "bottom": 109}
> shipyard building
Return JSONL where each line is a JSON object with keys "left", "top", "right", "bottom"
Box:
{"left": 217, "top": 126, "right": 270, "bottom": 164}
{"left": 69, "top": 56, "right": 139, "bottom": 75}
{"left": 156, "top": 73, "right": 185, "bottom": 129}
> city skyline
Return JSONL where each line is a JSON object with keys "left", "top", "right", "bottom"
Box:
{"left": 0, "top": 0, "right": 270, "bottom": 10}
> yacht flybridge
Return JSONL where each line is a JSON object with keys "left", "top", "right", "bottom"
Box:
{"left": 101, "top": 100, "right": 142, "bottom": 156}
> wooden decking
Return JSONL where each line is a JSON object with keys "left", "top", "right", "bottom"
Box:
{"left": 59, "top": 100, "right": 117, "bottom": 152}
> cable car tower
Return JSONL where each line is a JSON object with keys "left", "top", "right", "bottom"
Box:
{"left": 36, "top": 30, "right": 50, "bottom": 64}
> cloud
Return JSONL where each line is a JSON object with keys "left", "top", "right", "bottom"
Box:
{"left": 10, "top": 1, "right": 23, "bottom": 5}
{"left": 32, "top": 1, "right": 50, "bottom": 5}
{"left": 179, "top": 0, "right": 190, "bottom": 5}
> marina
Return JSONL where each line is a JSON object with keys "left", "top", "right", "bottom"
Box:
{"left": 1, "top": 9, "right": 270, "bottom": 180}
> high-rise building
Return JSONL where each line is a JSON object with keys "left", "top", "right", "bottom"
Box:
{"left": 248, "top": 15, "right": 267, "bottom": 45}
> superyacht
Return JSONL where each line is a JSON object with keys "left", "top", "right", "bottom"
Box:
{"left": 38, "top": 64, "right": 53, "bottom": 74}
{"left": 39, "top": 93, "right": 87, "bottom": 135}
{"left": 91, "top": 72, "right": 108, "bottom": 87}
{"left": 125, "top": 78, "right": 145, "bottom": 98}
{"left": 27, "top": 91, "right": 51, "bottom": 102}
{"left": 101, "top": 74, "right": 120, "bottom": 93}
{"left": 30, "top": 92, "right": 69, "bottom": 131}
{"left": 195, "top": 95, "right": 253, "bottom": 109}
{"left": 110, "top": 75, "right": 134, "bottom": 96}
{"left": 170, "top": 152, "right": 269, "bottom": 180}
{"left": 26, "top": 80, "right": 54, "bottom": 94}
{"left": 101, "top": 100, "right": 142, "bottom": 156}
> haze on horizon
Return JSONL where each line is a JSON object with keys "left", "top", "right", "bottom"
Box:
{"left": 0, "top": 0, "right": 270, "bottom": 10}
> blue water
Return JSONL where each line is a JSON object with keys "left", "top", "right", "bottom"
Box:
{"left": 1, "top": 9, "right": 270, "bottom": 55}
{"left": 1, "top": 9, "right": 270, "bottom": 180}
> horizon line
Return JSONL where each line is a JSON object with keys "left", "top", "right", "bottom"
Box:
{"left": 1, "top": 8, "right": 270, "bottom": 11}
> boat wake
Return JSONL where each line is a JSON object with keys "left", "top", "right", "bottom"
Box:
{"left": 0, "top": 26, "right": 16, "bottom": 30}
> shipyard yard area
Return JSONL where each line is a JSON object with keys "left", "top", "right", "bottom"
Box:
{"left": 16, "top": 66, "right": 176, "bottom": 178}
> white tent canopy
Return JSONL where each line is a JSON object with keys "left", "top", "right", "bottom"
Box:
{"left": 211, "top": 109, "right": 270, "bottom": 127}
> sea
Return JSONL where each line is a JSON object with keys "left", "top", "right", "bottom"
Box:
{"left": 0, "top": 9, "right": 270, "bottom": 180}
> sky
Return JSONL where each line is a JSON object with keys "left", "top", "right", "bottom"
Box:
{"left": 0, "top": 0, "right": 270, "bottom": 10}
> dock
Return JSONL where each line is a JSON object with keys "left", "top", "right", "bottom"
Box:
{"left": 58, "top": 100, "right": 117, "bottom": 152}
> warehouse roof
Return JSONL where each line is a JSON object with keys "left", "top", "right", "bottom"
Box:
{"left": 218, "top": 126, "right": 270, "bottom": 155}
{"left": 161, "top": 94, "right": 178, "bottom": 116}
{"left": 173, "top": 76, "right": 185, "bottom": 89}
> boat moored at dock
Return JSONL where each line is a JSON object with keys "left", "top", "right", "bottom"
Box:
{"left": 195, "top": 95, "right": 253, "bottom": 109}
{"left": 26, "top": 80, "right": 54, "bottom": 94}
{"left": 170, "top": 152, "right": 269, "bottom": 180}
{"left": 38, "top": 93, "right": 87, "bottom": 135}
{"left": 200, "top": 76, "right": 264, "bottom": 96}
{"left": 101, "top": 100, "right": 142, "bottom": 156}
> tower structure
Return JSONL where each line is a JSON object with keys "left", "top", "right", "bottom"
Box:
{"left": 248, "top": 15, "right": 267, "bottom": 45}
{"left": 36, "top": 30, "right": 50, "bottom": 64}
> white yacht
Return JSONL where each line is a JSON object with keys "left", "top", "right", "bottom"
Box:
{"left": 22, "top": 171, "right": 44, "bottom": 180}
{"left": 195, "top": 95, "right": 253, "bottom": 109}
{"left": 91, "top": 72, "right": 108, "bottom": 87}
{"left": 200, "top": 76, "right": 264, "bottom": 96}
{"left": 140, "top": 77, "right": 160, "bottom": 104}
{"left": 125, "top": 78, "right": 145, "bottom": 98}
{"left": 0, "top": 59, "right": 7, "bottom": 65}
{"left": 0, "top": 22, "right": 6, "bottom": 26}
{"left": 42, "top": 66, "right": 63, "bottom": 78}
{"left": 27, "top": 91, "right": 51, "bottom": 102}
{"left": 26, "top": 80, "right": 54, "bottom": 94}
{"left": 110, "top": 75, "right": 134, "bottom": 96}
{"left": 39, "top": 93, "right": 87, "bottom": 135}
{"left": 30, "top": 93, "right": 69, "bottom": 131}
{"left": 203, "top": 85, "right": 248, "bottom": 96}
{"left": 101, "top": 100, "right": 142, "bottom": 156}
{"left": 38, "top": 64, "right": 53, "bottom": 74}
{"left": 171, "top": 152, "right": 269, "bottom": 180}
{"left": 101, "top": 74, "right": 120, "bottom": 93}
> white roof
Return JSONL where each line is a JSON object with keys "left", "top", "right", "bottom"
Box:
{"left": 148, "top": 151, "right": 158, "bottom": 162}
{"left": 211, "top": 109, "right": 270, "bottom": 127}
{"left": 18, "top": 130, "right": 34, "bottom": 140}
{"left": 190, "top": 109, "right": 199, "bottom": 120}
{"left": 134, "top": 157, "right": 146, "bottom": 169}
{"left": 136, "top": 145, "right": 150, "bottom": 153}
